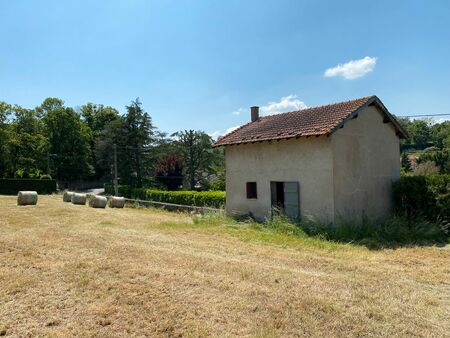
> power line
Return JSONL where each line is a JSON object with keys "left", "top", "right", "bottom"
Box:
{"left": 400, "top": 113, "right": 450, "bottom": 118}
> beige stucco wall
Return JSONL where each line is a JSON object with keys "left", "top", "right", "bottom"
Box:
{"left": 331, "top": 106, "right": 401, "bottom": 222}
{"left": 225, "top": 137, "right": 335, "bottom": 222}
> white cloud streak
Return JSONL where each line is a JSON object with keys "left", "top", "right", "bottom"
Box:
{"left": 209, "top": 125, "right": 240, "bottom": 139}
{"left": 260, "top": 95, "right": 307, "bottom": 115}
{"left": 231, "top": 108, "right": 244, "bottom": 116}
{"left": 324, "top": 56, "right": 377, "bottom": 80}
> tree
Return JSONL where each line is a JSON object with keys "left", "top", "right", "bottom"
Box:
{"left": 172, "top": 130, "right": 218, "bottom": 190}
{"left": 431, "top": 121, "right": 450, "bottom": 149}
{"left": 42, "top": 100, "right": 94, "bottom": 181}
{"left": 7, "top": 105, "right": 48, "bottom": 178}
{"left": 80, "top": 103, "right": 120, "bottom": 133}
{"left": 123, "top": 99, "right": 155, "bottom": 187}
{"left": 94, "top": 118, "right": 128, "bottom": 183}
{"left": 398, "top": 118, "right": 432, "bottom": 150}
{"left": 154, "top": 154, "right": 184, "bottom": 190}
{"left": 94, "top": 99, "right": 155, "bottom": 187}
{"left": 80, "top": 103, "right": 120, "bottom": 179}
{"left": 0, "top": 102, "right": 12, "bottom": 177}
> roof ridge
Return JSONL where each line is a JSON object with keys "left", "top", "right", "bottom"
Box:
{"left": 260, "top": 95, "right": 376, "bottom": 120}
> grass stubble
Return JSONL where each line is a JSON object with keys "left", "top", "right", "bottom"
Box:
{"left": 0, "top": 195, "right": 449, "bottom": 337}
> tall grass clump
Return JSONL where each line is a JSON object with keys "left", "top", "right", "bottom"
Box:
{"left": 303, "top": 216, "right": 448, "bottom": 248}
{"left": 193, "top": 211, "right": 448, "bottom": 248}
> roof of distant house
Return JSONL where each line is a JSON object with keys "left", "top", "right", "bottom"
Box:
{"left": 213, "top": 95, "right": 407, "bottom": 147}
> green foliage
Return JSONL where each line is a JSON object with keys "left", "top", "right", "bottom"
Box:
{"left": 419, "top": 148, "right": 450, "bottom": 173}
{"left": 0, "top": 178, "right": 57, "bottom": 194}
{"left": 95, "top": 99, "right": 156, "bottom": 187}
{"left": 208, "top": 170, "right": 226, "bottom": 191}
{"left": 104, "top": 184, "right": 226, "bottom": 208}
{"left": 42, "top": 100, "right": 94, "bottom": 180}
{"left": 7, "top": 105, "right": 49, "bottom": 178}
{"left": 104, "top": 183, "right": 114, "bottom": 195}
{"left": 172, "top": 130, "right": 223, "bottom": 190}
{"left": 143, "top": 190, "right": 225, "bottom": 208}
{"left": 393, "top": 174, "right": 450, "bottom": 224}
{"left": 398, "top": 117, "right": 450, "bottom": 174}
{"left": 431, "top": 121, "right": 450, "bottom": 148}
{"left": 80, "top": 103, "right": 120, "bottom": 179}
{"left": 398, "top": 118, "right": 433, "bottom": 151}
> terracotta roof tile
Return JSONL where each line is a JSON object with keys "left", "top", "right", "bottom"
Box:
{"left": 213, "top": 95, "right": 406, "bottom": 147}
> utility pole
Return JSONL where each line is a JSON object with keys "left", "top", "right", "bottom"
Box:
{"left": 113, "top": 144, "right": 118, "bottom": 196}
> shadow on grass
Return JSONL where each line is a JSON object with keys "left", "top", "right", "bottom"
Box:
{"left": 195, "top": 212, "right": 449, "bottom": 250}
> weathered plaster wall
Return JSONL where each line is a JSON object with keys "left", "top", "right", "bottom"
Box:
{"left": 331, "top": 106, "right": 401, "bottom": 221}
{"left": 225, "top": 137, "right": 335, "bottom": 222}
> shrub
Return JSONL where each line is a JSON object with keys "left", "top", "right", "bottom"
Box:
{"left": 142, "top": 190, "right": 225, "bottom": 208}
{"left": 104, "top": 184, "right": 226, "bottom": 208}
{"left": 0, "top": 178, "right": 57, "bottom": 195}
{"left": 393, "top": 174, "right": 450, "bottom": 224}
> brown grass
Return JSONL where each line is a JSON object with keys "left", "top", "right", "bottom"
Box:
{"left": 0, "top": 195, "right": 449, "bottom": 337}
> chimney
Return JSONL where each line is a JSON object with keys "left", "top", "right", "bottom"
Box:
{"left": 251, "top": 106, "right": 259, "bottom": 122}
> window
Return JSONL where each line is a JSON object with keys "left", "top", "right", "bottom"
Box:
{"left": 246, "top": 182, "right": 257, "bottom": 199}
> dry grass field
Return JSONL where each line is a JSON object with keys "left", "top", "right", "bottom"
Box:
{"left": 0, "top": 195, "right": 449, "bottom": 337}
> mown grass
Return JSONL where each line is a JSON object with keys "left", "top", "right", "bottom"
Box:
{"left": 1, "top": 195, "right": 449, "bottom": 337}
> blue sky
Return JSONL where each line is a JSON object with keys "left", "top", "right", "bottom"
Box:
{"left": 2, "top": 0, "right": 450, "bottom": 136}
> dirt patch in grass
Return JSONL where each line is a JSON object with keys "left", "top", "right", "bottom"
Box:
{"left": 0, "top": 195, "right": 449, "bottom": 337}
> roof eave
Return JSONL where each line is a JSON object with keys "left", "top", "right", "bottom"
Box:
{"left": 327, "top": 96, "right": 408, "bottom": 139}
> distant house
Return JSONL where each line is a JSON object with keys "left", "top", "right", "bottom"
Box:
{"left": 213, "top": 96, "right": 407, "bottom": 223}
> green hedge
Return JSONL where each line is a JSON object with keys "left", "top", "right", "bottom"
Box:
{"left": 104, "top": 183, "right": 114, "bottom": 195}
{"left": 0, "top": 178, "right": 57, "bottom": 195}
{"left": 393, "top": 174, "right": 450, "bottom": 223}
{"left": 104, "top": 183, "right": 226, "bottom": 208}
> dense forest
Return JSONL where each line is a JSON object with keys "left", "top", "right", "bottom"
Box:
{"left": 0, "top": 98, "right": 449, "bottom": 191}
{"left": 0, "top": 98, "right": 225, "bottom": 190}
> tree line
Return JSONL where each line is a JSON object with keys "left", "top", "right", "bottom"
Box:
{"left": 397, "top": 117, "right": 450, "bottom": 174}
{"left": 0, "top": 98, "right": 224, "bottom": 190}
{"left": 1, "top": 97, "right": 447, "bottom": 189}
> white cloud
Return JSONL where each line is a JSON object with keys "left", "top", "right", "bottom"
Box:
{"left": 209, "top": 125, "right": 240, "bottom": 139}
{"left": 260, "top": 95, "right": 307, "bottom": 115}
{"left": 209, "top": 130, "right": 223, "bottom": 138}
{"left": 324, "top": 56, "right": 377, "bottom": 80}
{"left": 225, "top": 125, "right": 240, "bottom": 134}
{"left": 231, "top": 108, "right": 244, "bottom": 116}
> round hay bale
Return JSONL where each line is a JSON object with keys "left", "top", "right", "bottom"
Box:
{"left": 89, "top": 195, "right": 107, "bottom": 208}
{"left": 109, "top": 196, "right": 125, "bottom": 208}
{"left": 71, "top": 193, "right": 87, "bottom": 205}
{"left": 17, "top": 191, "right": 38, "bottom": 206}
{"left": 63, "top": 191, "right": 74, "bottom": 202}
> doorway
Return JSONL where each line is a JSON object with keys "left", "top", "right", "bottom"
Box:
{"left": 270, "top": 181, "right": 300, "bottom": 219}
